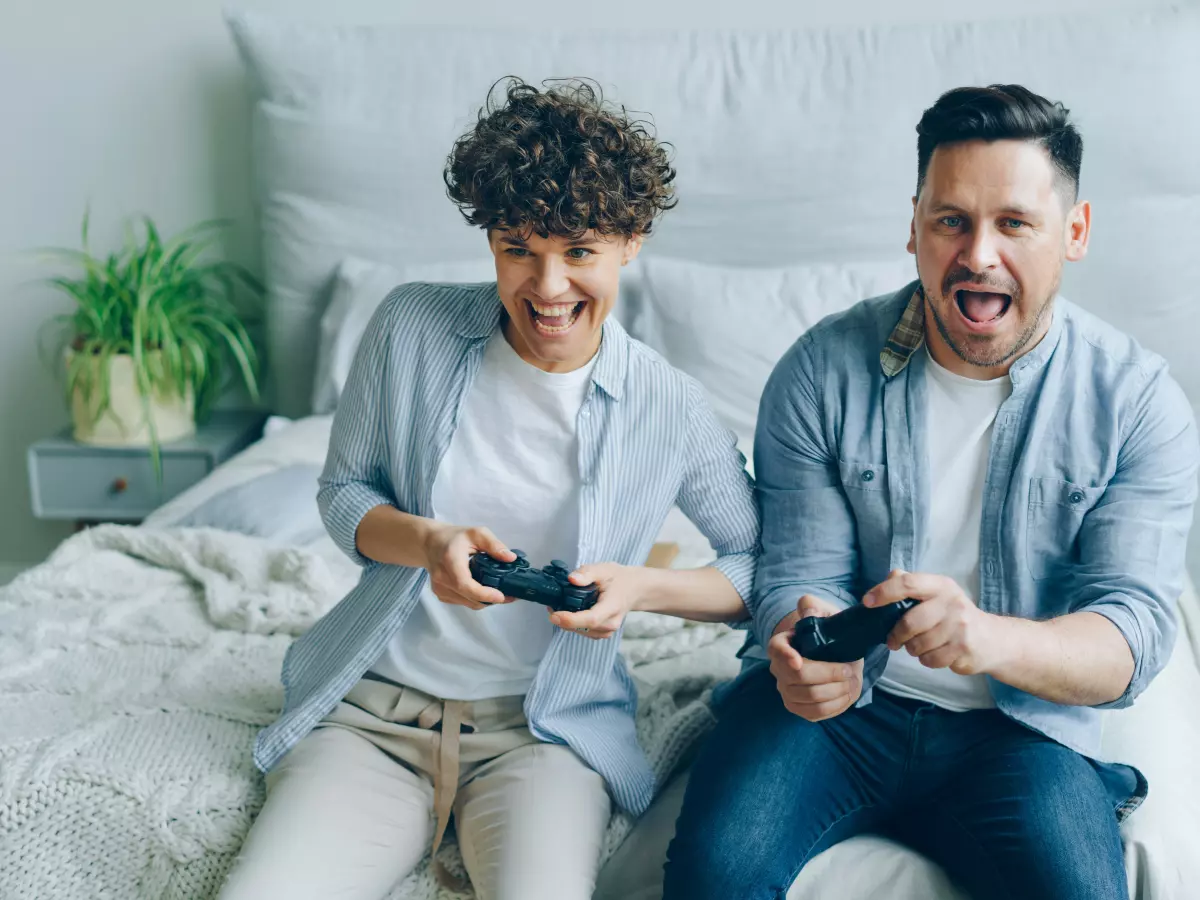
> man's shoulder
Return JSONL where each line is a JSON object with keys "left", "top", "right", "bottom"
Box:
{"left": 1058, "top": 299, "right": 1169, "bottom": 380}
{"left": 779, "top": 282, "right": 916, "bottom": 374}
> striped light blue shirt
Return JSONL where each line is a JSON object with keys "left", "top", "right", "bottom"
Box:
{"left": 253, "top": 281, "right": 760, "bottom": 814}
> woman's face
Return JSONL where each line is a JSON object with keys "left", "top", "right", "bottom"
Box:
{"left": 489, "top": 229, "right": 642, "bottom": 372}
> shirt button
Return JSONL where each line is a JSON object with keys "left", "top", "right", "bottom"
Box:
{"left": 861, "top": 470, "right": 875, "bottom": 483}
{"left": 1069, "top": 490, "right": 1085, "bottom": 504}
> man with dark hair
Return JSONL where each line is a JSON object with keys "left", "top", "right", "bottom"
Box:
{"left": 663, "top": 84, "right": 1198, "bottom": 900}
{"left": 218, "top": 78, "right": 759, "bottom": 900}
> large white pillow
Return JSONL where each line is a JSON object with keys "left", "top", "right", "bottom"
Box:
{"left": 311, "top": 257, "right": 495, "bottom": 414}
{"left": 634, "top": 256, "right": 917, "bottom": 442}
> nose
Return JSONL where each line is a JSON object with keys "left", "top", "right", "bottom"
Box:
{"left": 530, "top": 255, "right": 571, "bottom": 301}
{"left": 959, "top": 222, "right": 1002, "bottom": 273}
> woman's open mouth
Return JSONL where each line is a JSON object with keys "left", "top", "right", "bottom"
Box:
{"left": 955, "top": 289, "right": 1012, "bottom": 332}
{"left": 527, "top": 298, "right": 586, "bottom": 336}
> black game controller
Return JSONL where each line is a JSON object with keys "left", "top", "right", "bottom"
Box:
{"left": 791, "top": 599, "right": 919, "bottom": 662}
{"left": 468, "top": 550, "right": 599, "bottom": 613}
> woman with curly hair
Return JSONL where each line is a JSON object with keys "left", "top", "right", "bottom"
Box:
{"left": 218, "top": 77, "right": 759, "bottom": 900}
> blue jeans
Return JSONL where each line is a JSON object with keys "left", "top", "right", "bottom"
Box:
{"left": 663, "top": 665, "right": 1139, "bottom": 900}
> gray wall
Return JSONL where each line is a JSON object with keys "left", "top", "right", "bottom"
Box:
{"left": 0, "top": 0, "right": 1182, "bottom": 570}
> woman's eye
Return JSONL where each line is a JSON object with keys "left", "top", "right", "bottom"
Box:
{"left": 505, "top": 248, "right": 529, "bottom": 257}
{"left": 567, "top": 248, "right": 594, "bottom": 260}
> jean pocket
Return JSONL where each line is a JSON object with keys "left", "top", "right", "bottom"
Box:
{"left": 1026, "top": 476, "right": 1104, "bottom": 581}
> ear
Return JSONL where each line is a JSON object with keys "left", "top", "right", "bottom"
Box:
{"left": 1064, "top": 200, "right": 1091, "bottom": 263}
{"left": 906, "top": 196, "right": 918, "bottom": 255}
{"left": 621, "top": 234, "right": 644, "bottom": 266}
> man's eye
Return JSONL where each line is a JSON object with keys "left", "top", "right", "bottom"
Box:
{"left": 1002, "top": 218, "right": 1025, "bottom": 229}
{"left": 939, "top": 216, "right": 962, "bottom": 229}
{"left": 567, "top": 248, "right": 594, "bottom": 260}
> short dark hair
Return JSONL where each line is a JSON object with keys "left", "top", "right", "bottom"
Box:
{"left": 444, "top": 77, "right": 677, "bottom": 239}
{"left": 915, "top": 84, "right": 1083, "bottom": 200}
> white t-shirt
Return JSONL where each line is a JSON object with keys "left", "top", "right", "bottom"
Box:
{"left": 875, "top": 347, "right": 1011, "bottom": 711}
{"left": 369, "top": 331, "right": 595, "bottom": 700}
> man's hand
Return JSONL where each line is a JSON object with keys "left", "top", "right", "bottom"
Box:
{"left": 549, "top": 562, "right": 648, "bottom": 640}
{"left": 768, "top": 595, "right": 864, "bottom": 721}
{"left": 423, "top": 523, "right": 515, "bottom": 610}
{"left": 864, "top": 570, "right": 1007, "bottom": 676}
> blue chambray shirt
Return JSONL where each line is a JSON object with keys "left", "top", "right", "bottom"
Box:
{"left": 253, "top": 281, "right": 760, "bottom": 815}
{"left": 747, "top": 283, "right": 1199, "bottom": 772}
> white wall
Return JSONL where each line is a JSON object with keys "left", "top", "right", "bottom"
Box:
{"left": 0, "top": 0, "right": 1183, "bottom": 570}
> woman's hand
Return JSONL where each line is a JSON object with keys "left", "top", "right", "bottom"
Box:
{"left": 549, "top": 562, "right": 653, "bottom": 640}
{"left": 423, "top": 523, "right": 516, "bottom": 610}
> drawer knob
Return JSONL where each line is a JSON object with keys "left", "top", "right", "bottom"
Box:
{"left": 111, "top": 477, "right": 129, "bottom": 494}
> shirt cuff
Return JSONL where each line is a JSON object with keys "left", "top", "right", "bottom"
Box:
{"left": 320, "top": 481, "right": 395, "bottom": 567}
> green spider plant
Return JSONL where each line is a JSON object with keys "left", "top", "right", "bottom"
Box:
{"left": 39, "top": 210, "right": 263, "bottom": 471}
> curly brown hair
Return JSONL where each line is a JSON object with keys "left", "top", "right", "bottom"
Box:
{"left": 444, "top": 77, "right": 677, "bottom": 239}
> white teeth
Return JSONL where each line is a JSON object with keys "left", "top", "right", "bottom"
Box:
{"left": 534, "top": 309, "right": 580, "bottom": 333}
{"left": 530, "top": 300, "right": 578, "bottom": 315}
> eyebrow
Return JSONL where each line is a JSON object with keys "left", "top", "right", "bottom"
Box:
{"left": 928, "top": 203, "right": 1038, "bottom": 219}
{"left": 498, "top": 235, "right": 602, "bottom": 248}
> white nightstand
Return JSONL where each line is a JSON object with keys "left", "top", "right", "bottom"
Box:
{"left": 27, "top": 410, "right": 267, "bottom": 525}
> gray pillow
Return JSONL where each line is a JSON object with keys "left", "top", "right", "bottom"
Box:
{"left": 174, "top": 464, "right": 326, "bottom": 546}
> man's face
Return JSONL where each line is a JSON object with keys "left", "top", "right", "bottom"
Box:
{"left": 489, "top": 229, "right": 642, "bottom": 373}
{"left": 908, "top": 139, "right": 1090, "bottom": 377}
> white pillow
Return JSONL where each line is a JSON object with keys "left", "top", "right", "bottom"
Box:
{"left": 311, "top": 257, "right": 495, "bottom": 414}
{"left": 634, "top": 256, "right": 917, "bottom": 442}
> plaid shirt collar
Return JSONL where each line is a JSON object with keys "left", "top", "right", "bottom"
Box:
{"left": 880, "top": 285, "right": 927, "bottom": 377}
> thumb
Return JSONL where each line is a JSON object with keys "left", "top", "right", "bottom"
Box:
{"left": 475, "top": 528, "right": 513, "bottom": 561}
{"left": 569, "top": 565, "right": 598, "bottom": 586}
{"left": 797, "top": 593, "right": 832, "bottom": 619}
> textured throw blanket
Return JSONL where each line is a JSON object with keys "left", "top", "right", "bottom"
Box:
{"left": 0, "top": 525, "right": 741, "bottom": 900}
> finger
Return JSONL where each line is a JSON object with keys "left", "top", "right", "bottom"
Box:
{"left": 797, "top": 593, "right": 835, "bottom": 619}
{"left": 886, "top": 601, "right": 941, "bottom": 650}
{"left": 785, "top": 694, "right": 853, "bottom": 722}
{"left": 551, "top": 608, "right": 618, "bottom": 639}
{"left": 863, "top": 571, "right": 945, "bottom": 608}
{"left": 918, "top": 644, "right": 964, "bottom": 670}
{"left": 568, "top": 565, "right": 599, "bottom": 586}
{"left": 786, "top": 680, "right": 854, "bottom": 704}
{"left": 901, "top": 619, "right": 956, "bottom": 658}
{"left": 473, "top": 527, "right": 514, "bottom": 561}
{"left": 793, "top": 660, "right": 857, "bottom": 686}
{"left": 447, "top": 553, "right": 507, "bottom": 605}
{"left": 432, "top": 589, "right": 487, "bottom": 611}
{"left": 767, "top": 631, "right": 805, "bottom": 674}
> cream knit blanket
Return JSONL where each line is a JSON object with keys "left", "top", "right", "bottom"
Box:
{"left": 0, "top": 525, "right": 742, "bottom": 900}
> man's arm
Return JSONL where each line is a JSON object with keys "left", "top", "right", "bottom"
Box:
{"left": 872, "top": 369, "right": 1200, "bottom": 707}
{"left": 751, "top": 335, "right": 861, "bottom": 648}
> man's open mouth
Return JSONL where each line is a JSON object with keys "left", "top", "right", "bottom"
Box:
{"left": 955, "top": 289, "right": 1012, "bottom": 324}
{"left": 527, "top": 298, "right": 585, "bottom": 335}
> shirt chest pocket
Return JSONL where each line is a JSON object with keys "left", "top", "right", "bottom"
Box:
{"left": 838, "top": 460, "right": 891, "bottom": 574}
{"left": 1026, "top": 476, "right": 1106, "bottom": 581}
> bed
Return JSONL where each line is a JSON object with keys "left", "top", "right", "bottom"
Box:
{"left": 3, "top": 6, "right": 1200, "bottom": 899}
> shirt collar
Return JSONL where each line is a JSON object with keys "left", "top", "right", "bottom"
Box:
{"left": 879, "top": 282, "right": 1064, "bottom": 379}
{"left": 457, "top": 282, "right": 628, "bottom": 401}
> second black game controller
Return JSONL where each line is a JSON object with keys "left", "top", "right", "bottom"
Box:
{"left": 791, "top": 598, "right": 919, "bottom": 662}
{"left": 469, "top": 550, "right": 599, "bottom": 613}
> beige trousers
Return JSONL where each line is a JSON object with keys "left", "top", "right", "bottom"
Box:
{"left": 218, "top": 676, "right": 612, "bottom": 900}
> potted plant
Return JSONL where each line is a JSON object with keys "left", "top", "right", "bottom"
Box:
{"left": 40, "top": 211, "right": 263, "bottom": 466}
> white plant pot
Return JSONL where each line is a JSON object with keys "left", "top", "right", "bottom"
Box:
{"left": 69, "top": 351, "right": 196, "bottom": 446}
